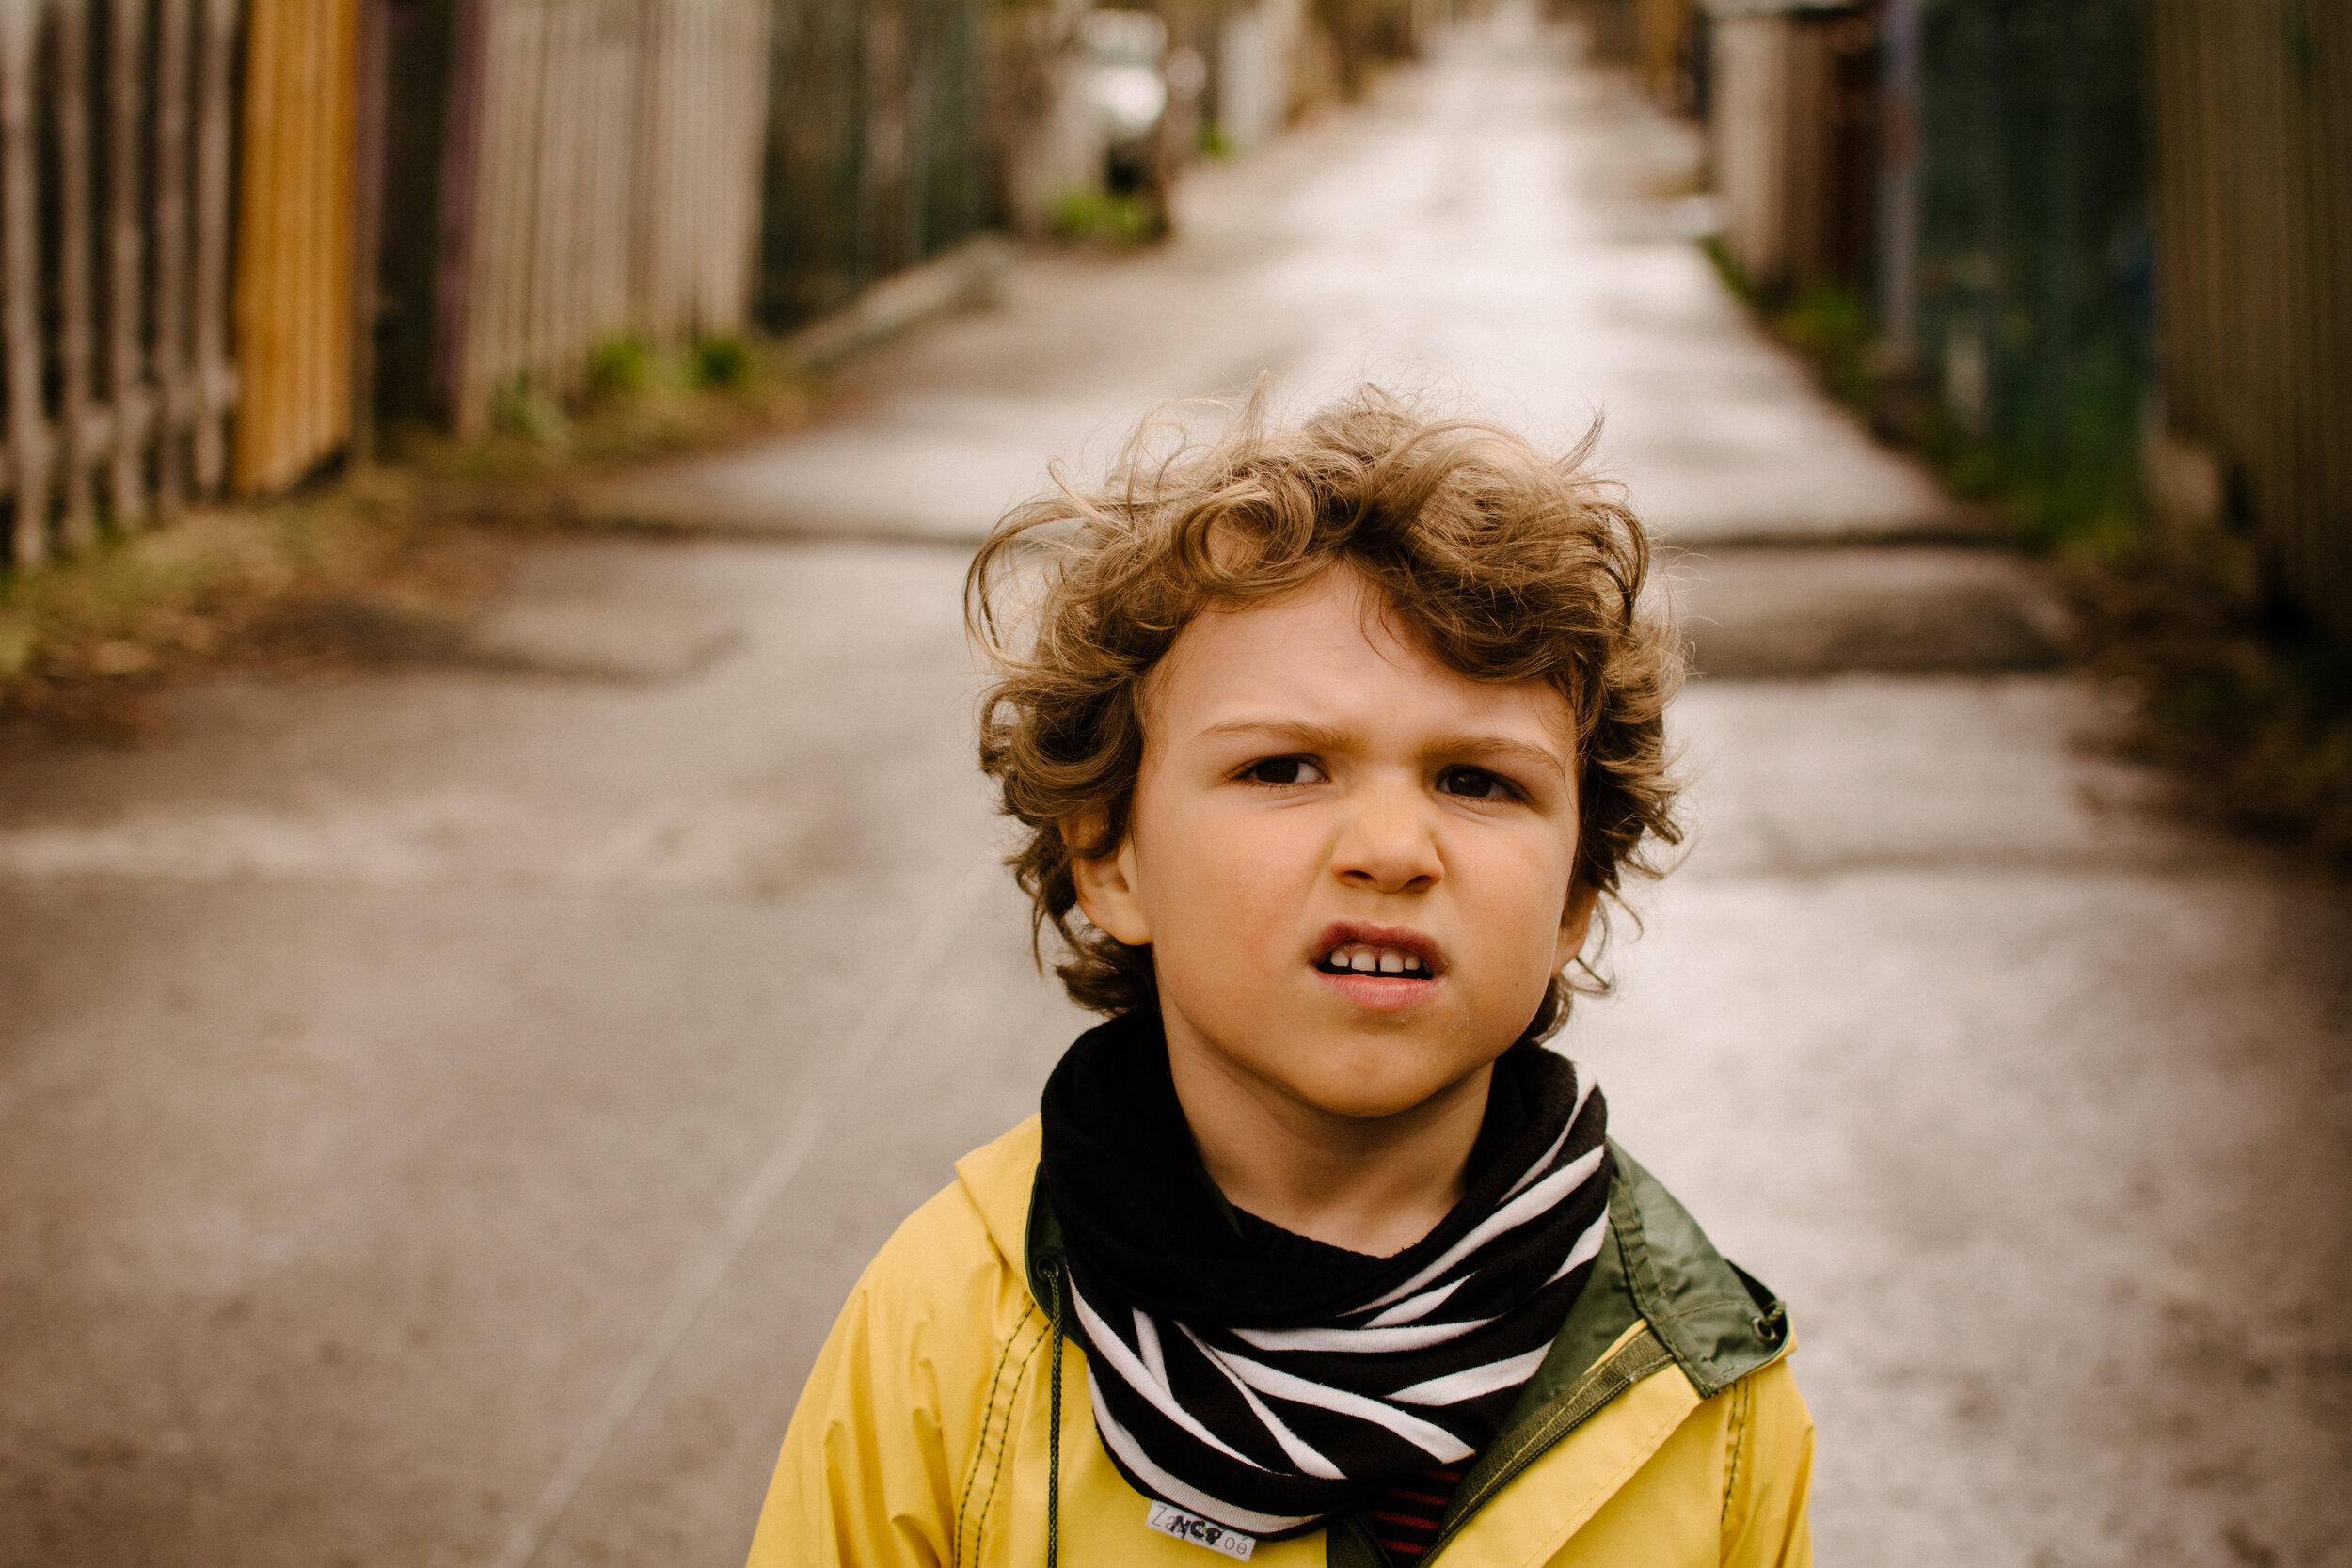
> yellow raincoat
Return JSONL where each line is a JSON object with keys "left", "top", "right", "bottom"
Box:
{"left": 750, "top": 1117, "right": 1814, "bottom": 1567}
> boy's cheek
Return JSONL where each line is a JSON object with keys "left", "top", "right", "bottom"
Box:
{"left": 1158, "top": 874, "right": 1297, "bottom": 980}
{"left": 1152, "top": 809, "right": 1311, "bottom": 918}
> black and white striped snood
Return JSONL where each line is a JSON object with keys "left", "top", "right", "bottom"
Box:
{"left": 1057, "top": 1051, "right": 1612, "bottom": 1538}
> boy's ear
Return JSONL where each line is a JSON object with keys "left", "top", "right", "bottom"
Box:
{"left": 1063, "top": 811, "right": 1152, "bottom": 947}
{"left": 1555, "top": 882, "right": 1602, "bottom": 972}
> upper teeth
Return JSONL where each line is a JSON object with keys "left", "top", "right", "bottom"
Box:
{"left": 1327, "top": 943, "right": 1423, "bottom": 974}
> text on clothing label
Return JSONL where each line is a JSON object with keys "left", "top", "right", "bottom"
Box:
{"left": 1145, "top": 1501, "right": 1256, "bottom": 1560}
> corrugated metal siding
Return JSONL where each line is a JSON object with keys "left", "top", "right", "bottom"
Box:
{"left": 2146, "top": 0, "right": 2352, "bottom": 639}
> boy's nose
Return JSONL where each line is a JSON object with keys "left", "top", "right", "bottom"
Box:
{"left": 1329, "top": 788, "right": 1443, "bottom": 894}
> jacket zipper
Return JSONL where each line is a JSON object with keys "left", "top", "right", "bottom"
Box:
{"left": 1422, "top": 1325, "right": 1677, "bottom": 1561}
{"left": 1323, "top": 1327, "right": 1677, "bottom": 1568}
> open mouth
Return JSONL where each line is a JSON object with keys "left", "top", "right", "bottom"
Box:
{"left": 1308, "top": 925, "right": 1445, "bottom": 1004}
{"left": 1314, "top": 942, "right": 1433, "bottom": 977}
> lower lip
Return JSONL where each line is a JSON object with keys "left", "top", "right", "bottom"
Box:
{"left": 1313, "top": 967, "right": 1441, "bottom": 1010}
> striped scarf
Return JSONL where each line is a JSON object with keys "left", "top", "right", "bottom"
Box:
{"left": 1039, "top": 1013, "right": 1613, "bottom": 1540}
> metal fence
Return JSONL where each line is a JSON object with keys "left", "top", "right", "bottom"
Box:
{"left": 1903, "top": 0, "right": 2149, "bottom": 545}
{"left": 756, "top": 0, "right": 992, "bottom": 333}
{"left": 2146, "top": 0, "right": 2352, "bottom": 640}
{"left": 1895, "top": 0, "right": 2350, "bottom": 639}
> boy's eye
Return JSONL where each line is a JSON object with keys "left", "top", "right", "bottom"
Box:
{"left": 1438, "top": 766, "right": 1507, "bottom": 799}
{"left": 1243, "top": 756, "right": 1326, "bottom": 785}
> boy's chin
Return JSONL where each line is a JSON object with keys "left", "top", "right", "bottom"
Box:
{"left": 1165, "top": 991, "right": 1520, "bottom": 1122}
{"left": 1268, "top": 1041, "right": 1502, "bottom": 1123}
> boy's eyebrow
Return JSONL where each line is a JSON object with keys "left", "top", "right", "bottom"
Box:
{"left": 1195, "top": 718, "right": 1572, "bottom": 781}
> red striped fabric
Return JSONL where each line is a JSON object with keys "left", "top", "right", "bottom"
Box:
{"left": 1366, "top": 1465, "right": 1465, "bottom": 1559}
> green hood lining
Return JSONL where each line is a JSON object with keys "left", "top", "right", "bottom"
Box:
{"left": 1512, "top": 1141, "right": 1789, "bottom": 1416}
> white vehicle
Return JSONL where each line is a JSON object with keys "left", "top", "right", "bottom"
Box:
{"left": 1078, "top": 8, "right": 1169, "bottom": 181}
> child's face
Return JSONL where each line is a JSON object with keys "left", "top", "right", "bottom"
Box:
{"left": 1071, "top": 568, "right": 1596, "bottom": 1122}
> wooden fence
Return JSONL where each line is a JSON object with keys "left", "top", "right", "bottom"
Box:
{"left": 1635, "top": 0, "right": 1695, "bottom": 109}
{"left": 234, "top": 0, "right": 362, "bottom": 496}
{"left": 1708, "top": 0, "right": 1879, "bottom": 299}
{"left": 2146, "top": 0, "right": 2352, "bottom": 640}
{"left": 3, "top": 0, "right": 243, "bottom": 568}
{"left": 436, "top": 0, "right": 771, "bottom": 436}
{"left": 1312, "top": 0, "right": 1428, "bottom": 99}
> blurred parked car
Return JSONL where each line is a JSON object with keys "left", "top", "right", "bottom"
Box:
{"left": 1079, "top": 8, "right": 1171, "bottom": 195}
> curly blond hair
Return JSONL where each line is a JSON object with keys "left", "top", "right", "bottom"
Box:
{"left": 965, "top": 389, "right": 1684, "bottom": 1037}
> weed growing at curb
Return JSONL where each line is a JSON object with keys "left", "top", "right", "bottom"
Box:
{"left": 1049, "top": 186, "right": 1162, "bottom": 245}
{"left": 0, "top": 339, "right": 818, "bottom": 742}
{"left": 1704, "top": 236, "right": 2351, "bottom": 871}
{"left": 0, "top": 477, "right": 505, "bottom": 742}
{"left": 2070, "top": 560, "right": 2352, "bottom": 868}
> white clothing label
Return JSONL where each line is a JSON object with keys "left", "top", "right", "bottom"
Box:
{"left": 1145, "top": 1501, "right": 1257, "bottom": 1560}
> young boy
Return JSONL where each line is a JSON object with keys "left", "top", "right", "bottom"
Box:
{"left": 749, "top": 394, "right": 1814, "bottom": 1566}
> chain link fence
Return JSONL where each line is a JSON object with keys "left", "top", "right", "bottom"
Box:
{"left": 756, "top": 0, "right": 993, "bottom": 332}
{"left": 1905, "top": 0, "right": 2150, "bottom": 546}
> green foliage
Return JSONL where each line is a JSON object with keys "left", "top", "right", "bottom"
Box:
{"left": 1773, "top": 282, "right": 1872, "bottom": 412}
{"left": 587, "top": 335, "right": 655, "bottom": 399}
{"left": 582, "top": 332, "right": 759, "bottom": 404}
{"left": 1699, "top": 236, "right": 1757, "bottom": 309}
{"left": 1049, "top": 186, "right": 1159, "bottom": 245}
{"left": 1701, "top": 242, "right": 1872, "bottom": 413}
{"left": 2077, "top": 561, "right": 2352, "bottom": 867}
{"left": 1898, "top": 388, "right": 2140, "bottom": 556}
{"left": 1708, "top": 233, "right": 2142, "bottom": 557}
{"left": 691, "top": 335, "right": 755, "bottom": 389}
{"left": 1909, "top": 0, "right": 2151, "bottom": 555}
{"left": 0, "top": 490, "right": 451, "bottom": 728}
{"left": 491, "top": 374, "right": 571, "bottom": 447}
{"left": 1198, "top": 121, "right": 1235, "bottom": 159}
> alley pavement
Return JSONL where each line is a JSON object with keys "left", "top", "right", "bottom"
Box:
{"left": 4, "top": 15, "right": 2348, "bottom": 1568}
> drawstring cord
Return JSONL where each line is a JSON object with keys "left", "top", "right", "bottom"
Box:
{"left": 1046, "top": 1260, "right": 1068, "bottom": 1568}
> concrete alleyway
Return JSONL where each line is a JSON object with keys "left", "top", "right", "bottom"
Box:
{"left": 4, "top": 14, "right": 2348, "bottom": 1568}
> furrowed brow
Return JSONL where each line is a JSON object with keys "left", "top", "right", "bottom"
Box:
{"left": 1429, "top": 733, "right": 1572, "bottom": 783}
{"left": 1195, "top": 718, "right": 1358, "bottom": 752}
{"left": 1195, "top": 719, "right": 1571, "bottom": 783}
